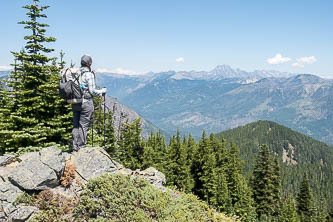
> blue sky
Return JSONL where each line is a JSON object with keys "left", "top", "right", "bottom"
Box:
{"left": 1, "top": 0, "right": 332, "bottom": 76}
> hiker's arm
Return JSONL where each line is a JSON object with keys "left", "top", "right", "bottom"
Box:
{"left": 87, "top": 72, "right": 104, "bottom": 96}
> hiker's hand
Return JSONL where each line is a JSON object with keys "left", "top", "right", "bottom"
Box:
{"left": 101, "top": 88, "right": 107, "bottom": 96}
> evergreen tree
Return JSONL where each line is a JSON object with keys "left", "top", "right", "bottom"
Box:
{"left": 272, "top": 156, "right": 282, "bottom": 217}
{"left": 186, "top": 134, "right": 197, "bottom": 169}
{"left": 143, "top": 131, "right": 167, "bottom": 171}
{"left": 225, "top": 143, "right": 243, "bottom": 205}
{"left": 232, "top": 176, "right": 257, "bottom": 222}
{"left": 215, "top": 170, "right": 231, "bottom": 212}
{"left": 0, "top": 0, "right": 72, "bottom": 153}
{"left": 297, "top": 174, "right": 314, "bottom": 221}
{"left": 251, "top": 144, "right": 276, "bottom": 219}
{"left": 117, "top": 118, "right": 144, "bottom": 169}
{"left": 279, "top": 195, "right": 298, "bottom": 222}
{"left": 224, "top": 142, "right": 256, "bottom": 221}
{"left": 192, "top": 131, "right": 218, "bottom": 205}
{"left": 141, "top": 144, "right": 156, "bottom": 170}
{"left": 164, "top": 130, "right": 193, "bottom": 192}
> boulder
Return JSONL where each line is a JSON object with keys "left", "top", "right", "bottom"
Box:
{"left": 71, "top": 147, "right": 119, "bottom": 181}
{"left": 40, "top": 146, "right": 65, "bottom": 176}
{"left": 0, "top": 180, "right": 23, "bottom": 218}
{"left": 8, "top": 148, "right": 64, "bottom": 191}
{"left": 132, "top": 167, "right": 166, "bottom": 191}
{"left": 8, "top": 206, "right": 37, "bottom": 222}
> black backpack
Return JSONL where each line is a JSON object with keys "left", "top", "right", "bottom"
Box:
{"left": 59, "top": 68, "right": 84, "bottom": 104}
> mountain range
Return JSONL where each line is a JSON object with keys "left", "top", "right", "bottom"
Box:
{"left": 96, "top": 65, "right": 333, "bottom": 144}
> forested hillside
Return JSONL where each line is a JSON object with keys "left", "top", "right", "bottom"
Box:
{"left": 215, "top": 120, "right": 333, "bottom": 209}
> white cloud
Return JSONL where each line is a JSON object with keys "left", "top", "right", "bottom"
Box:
{"left": 296, "top": 56, "right": 317, "bottom": 64}
{"left": 292, "top": 56, "right": 317, "bottom": 68}
{"left": 292, "top": 62, "right": 305, "bottom": 68}
{"left": 96, "top": 68, "right": 138, "bottom": 75}
{"left": 96, "top": 68, "right": 112, "bottom": 73}
{"left": 267, "top": 53, "right": 292, "bottom": 65}
{"left": 0, "top": 65, "right": 12, "bottom": 71}
{"left": 176, "top": 57, "right": 185, "bottom": 63}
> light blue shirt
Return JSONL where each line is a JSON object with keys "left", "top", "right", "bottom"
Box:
{"left": 80, "top": 67, "right": 103, "bottom": 102}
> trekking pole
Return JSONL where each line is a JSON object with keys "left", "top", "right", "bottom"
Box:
{"left": 92, "top": 114, "right": 94, "bottom": 147}
{"left": 103, "top": 93, "right": 106, "bottom": 147}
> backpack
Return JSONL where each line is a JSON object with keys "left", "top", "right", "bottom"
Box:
{"left": 59, "top": 68, "right": 85, "bottom": 104}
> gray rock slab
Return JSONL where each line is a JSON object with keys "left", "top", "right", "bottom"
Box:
{"left": 0, "top": 180, "right": 23, "bottom": 217}
{"left": 0, "top": 212, "right": 6, "bottom": 222}
{"left": 8, "top": 152, "right": 58, "bottom": 191}
{"left": 71, "top": 147, "right": 119, "bottom": 181}
{"left": 0, "top": 166, "right": 12, "bottom": 182}
{"left": 9, "top": 206, "right": 37, "bottom": 222}
{"left": 133, "top": 167, "right": 166, "bottom": 191}
{"left": 40, "top": 146, "right": 65, "bottom": 176}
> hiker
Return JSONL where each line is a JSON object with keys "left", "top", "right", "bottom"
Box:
{"left": 72, "top": 54, "right": 107, "bottom": 151}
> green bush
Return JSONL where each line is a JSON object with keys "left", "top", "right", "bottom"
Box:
{"left": 73, "top": 174, "right": 232, "bottom": 221}
{"left": 13, "top": 192, "right": 35, "bottom": 206}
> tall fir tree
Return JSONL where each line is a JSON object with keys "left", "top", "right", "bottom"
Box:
{"left": 279, "top": 195, "right": 298, "bottom": 222}
{"left": 220, "top": 141, "right": 256, "bottom": 221}
{"left": 296, "top": 174, "right": 314, "bottom": 221}
{"left": 192, "top": 131, "right": 218, "bottom": 205}
{"left": 164, "top": 130, "right": 193, "bottom": 192}
{"left": 251, "top": 144, "right": 277, "bottom": 219}
{"left": 117, "top": 118, "right": 145, "bottom": 170}
{"left": 271, "top": 156, "right": 282, "bottom": 217}
{"left": 142, "top": 131, "right": 167, "bottom": 170}
{"left": 0, "top": 0, "right": 72, "bottom": 153}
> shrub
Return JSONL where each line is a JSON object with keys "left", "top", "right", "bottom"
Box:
{"left": 13, "top": 192, "right": 35, "bottom": 206}
{"left": 32, "top": 190, "right": 78, "bottom": 222}
{"left": 73, "top": 173, "right": 232, "bottom": 221}
{"left": 60, "top": 159, "right": 77, "bottom": 187}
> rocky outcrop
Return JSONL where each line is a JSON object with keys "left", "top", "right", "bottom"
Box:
{"left": 71, "top": 147, "right": 121, "bottom": 181}
{"left": 0, "top": 181, "right": 23, "bottom": 217}
{"left": 8, "top": 147, "right": 65, "bottom": 191}
{"left": 132, "top": 167, "right": 166, "bottom": 192}
{"left": 8, "top": 206, "right": 37, "bottom": 222}
{"left": 0, "top": 146, "right": 166, "bottom": 221}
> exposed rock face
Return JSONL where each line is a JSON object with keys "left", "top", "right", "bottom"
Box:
{"left": 0, "top": 180, "right": 23, "bottom": 217}
{"left": 8, "top": 147, "right": 65, "bottom": 191}
{"left": 71, "top": 147, "right": 120, "bottom": 181}
{"left": 132, "top": 167, "right": 166, "bottom": 192}
{"left": 8, "top": 206, "right": 37, "bottom": 222}
{"left": 0, "top": 146, "right": 166, "bottom": 221}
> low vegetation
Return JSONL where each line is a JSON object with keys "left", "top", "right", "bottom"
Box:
{"left": 14, "top": 174, "right": 234, "bottom": 222}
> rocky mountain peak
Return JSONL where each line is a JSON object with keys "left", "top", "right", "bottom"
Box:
{"left": 209, "top": 65, "right": 239, "bottom": 78}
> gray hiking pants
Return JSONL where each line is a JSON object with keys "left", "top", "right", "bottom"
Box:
{"left": 72, "top": 100, "right": 94, "bottom": 150}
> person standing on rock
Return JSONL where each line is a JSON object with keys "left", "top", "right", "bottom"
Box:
{"left": 72, "top": 55, "right": 107, "bottom": 151}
